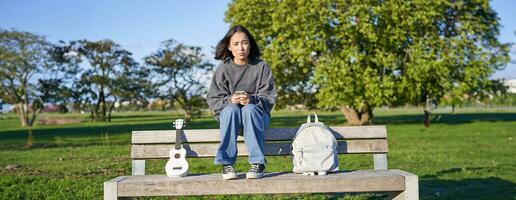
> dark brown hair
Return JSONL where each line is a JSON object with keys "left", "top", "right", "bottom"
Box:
{"left": 214, "top": 25, "right": 260, "bottom": 61}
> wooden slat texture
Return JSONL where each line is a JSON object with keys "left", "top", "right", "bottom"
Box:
{"left": 132, "top": 126, "right": 386, "bottom": 144}
{"left": 131, "top": 139, "right": 388, "bottom": 159}
{"left": 117, "top": 170, "right": 404, "bottom": 196}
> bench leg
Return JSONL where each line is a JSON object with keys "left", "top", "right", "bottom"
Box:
{"left": 104, "top": 176, "right": 129, "bottom": 200}
{"left": 388, "top": 170, "right": 419, "bottom": 200}
{"left": 132, "top": 160, "right": 145, "bottom": 175}
{"left": 373, "top": 154, "right": 388, "bottom": 170}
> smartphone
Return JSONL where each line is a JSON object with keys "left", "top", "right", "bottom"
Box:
{"left": 234, "top": 91, "right": 248, "bottom": 96}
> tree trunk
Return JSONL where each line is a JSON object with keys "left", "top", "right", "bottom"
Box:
{"left": 451, "top": 105, "right": 455, "bottom": 114}
{"left": 29, "top": 109, "right": 37, "bottom": 126}
{"left": 101, "top": 99, "right": 107, "bottom": 121}
{"left": 340, "top": 107, "right": 361, "bottom": 125}
{"left": 93, "top": 102, "right": 99, "bottom": 122}
{"left": 99, "top": 92, "right": 106, "bottom": 121}
{"left": 25, "top": 129, "right": 33, "bottom": 149}
{"left": 94, "top": 87, "right": 106, "bottom": 122}
{"left": 360, "top": 103, "right": 373, "bottom": 125}
{"left": 340, "top": 104, "right": 373, "bottom": 126}
{"left": 424, "top": 109, "right": 431, "bottom": 128}
{"left": 424, "top": 96, "right": 434, "bottom": 128}
{"left": 107, "top": 101, "right": 116, "bottom": 122}
{"left": 90, "top": 111, "right": 94, "bottom": 121}
{"left": 17, "top": 104, "right": 29, "bottom": 127}
{"left": 28, "top": 106, "right": 42, "bottom": 127}
{"left": 183, "top": 105, "right": 192, "bottom": 123}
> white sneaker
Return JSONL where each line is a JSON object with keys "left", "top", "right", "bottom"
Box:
{"left": 246, "top": 164, "right": 265, "bottom": 179}
{"left": 222, "top": 165, "right": 237, "bottom": 180}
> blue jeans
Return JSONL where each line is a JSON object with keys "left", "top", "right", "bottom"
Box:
{"left": 214, "top": 104, "right": 270, "bottom": 165}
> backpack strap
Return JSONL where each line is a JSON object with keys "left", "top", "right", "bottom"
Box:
{"left": 307, "top": 112, "right": 319, "bottom": 123}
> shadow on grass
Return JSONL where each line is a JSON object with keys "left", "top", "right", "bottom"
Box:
{"left": 303, "top": 167, "right": 516, "bottom": 200}
{"left": 0, "top": 115, "right": 318, "bottom": 150}
{"left": 0, "top": 120, "right": 223, "bottom": 150}
{"left": 0, "top": 114, "right": 326, "bottom": 149}
{"left": 270, "top": 112, "right": 516, "bottom": 126}
{"left": 1, "top": 112, "right": 515, "bottom": 150}
{"left": 108, "top": 113, "right": 184, "bottom": 120}
{"left": 373, "top": 112, "right": 516, "bottom": 125}
{"left": 418, "top": 167, "right": 516, "bottom": 200}
{"left": 421, "top": 177, "right": 516, "bottom": 199}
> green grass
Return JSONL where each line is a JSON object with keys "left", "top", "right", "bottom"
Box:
{"left": 0, "top": 108, "right": 515, "bottom": 200}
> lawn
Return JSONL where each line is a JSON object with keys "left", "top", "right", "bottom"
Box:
{"left": 0, "top": 108, "right": 515, "bottom": 199}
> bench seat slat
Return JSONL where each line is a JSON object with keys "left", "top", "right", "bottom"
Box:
{"left": 117, "top": 170, "right": 405, "bottom": 196}
{"left": 131, "top": 139, "right": 388, "bottom": 159}
{"left": 132, "top": 126, "right": 387, "bottom": 144}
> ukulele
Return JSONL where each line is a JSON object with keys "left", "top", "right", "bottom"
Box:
{"left": 165, "top": 119, "right": 189, "bottom": 178}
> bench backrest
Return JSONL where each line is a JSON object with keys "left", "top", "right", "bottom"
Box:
{"left": 130, "top": 126, "right": 388, "bottom": 175}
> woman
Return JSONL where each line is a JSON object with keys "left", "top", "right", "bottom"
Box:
{"left": 206, "top": 25, "right": 277, "bottom": 180}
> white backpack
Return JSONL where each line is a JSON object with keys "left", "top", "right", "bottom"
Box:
{"left": 292, "top": 113, "right": 339, "bottom": 175}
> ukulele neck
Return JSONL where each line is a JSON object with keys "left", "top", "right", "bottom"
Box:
{"left": 175, "top": 128, "right": 182, "bottom": 150}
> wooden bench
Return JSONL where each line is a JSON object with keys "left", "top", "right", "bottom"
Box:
{"left": 104, "top": 125, "right": 418, "bottom": 199}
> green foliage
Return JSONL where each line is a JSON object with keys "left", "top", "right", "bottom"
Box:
{"left": 225, "top": 0, "right": 319, "bottom": 109}
{"left": 144, "top": 39, "right": 214, "bottom": 122}
{"left": 37, "top": 78, "right": 72, "bottom": 113}
{"left": 483, "top": 93, "right": 516, "bottom": 107}
{"left": 313, "top": 0, "right": 404, "bottom": 114}
{"left": 398, "top": 0, "right": 511, "bottom": 108}
{"left": 110, "top": 56, "right": 153, "bottom": 111}
{"left": 56, "top": 40, "right": 141, "bottom": 121}
{"left": 0, "top": 29, "right": 57, "bottom": 126}
{"left": 225, "top": 0, "right": 511, "bottom": 125}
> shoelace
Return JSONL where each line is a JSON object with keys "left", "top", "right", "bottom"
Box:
{"left": 250, "top": 164, "right": 260, "bottom": 172}
{"left": 224, "top": 165, "right": 235, "bottom": 173}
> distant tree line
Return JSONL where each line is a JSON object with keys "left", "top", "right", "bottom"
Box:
{"left": 0, "top": 29, "right": 212, "bottom": 126}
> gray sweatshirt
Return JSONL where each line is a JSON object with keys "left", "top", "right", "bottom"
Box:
{"left": 206, "top": 59, "right": 277, "bottom": 119}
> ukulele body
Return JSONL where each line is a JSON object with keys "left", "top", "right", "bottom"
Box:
{"left": 165, "top": 148, "right": 189, "bottom": 177}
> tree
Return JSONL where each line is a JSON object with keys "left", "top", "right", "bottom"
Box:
{"left": 48, "top": 40, "right": 87, "bottom": 113}
{"left": 60, "top": 39, "right": 137, "bottom": 121}
{"left": 109, "top": 60, "right": 153, "bottom": 121}
{"left": 226, "top": 0, "right": 511, "bottom": 126}
{"left": 0, "top": 29, "right": 52, "bottom": 126}
{"left": 37, "top": 78, "right": 72, "bottom": 113}
{"left": 144, "top": 40, "right": 213, "bottom": 122}
{"left": 227, "top": 0, "right": 406, "bottom": 125}
{"left": 397, "top": 0, "right": 510, "bottom": 127}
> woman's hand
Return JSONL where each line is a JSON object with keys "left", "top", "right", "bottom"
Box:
{"left": 230, "top": 93, "right": 250, "bottom": 105}
{"left": 239, "top": 95, "right": 250, "bottom": 105}
{"left": 230, "top": 94, "right": 241, "bottom": 104}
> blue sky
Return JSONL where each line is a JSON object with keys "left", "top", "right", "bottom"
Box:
{"left": 1, "top": 0, "right": 515, "bottom": 79}
{"left": 0, "top": 0, "right": 231, "bottom": 63}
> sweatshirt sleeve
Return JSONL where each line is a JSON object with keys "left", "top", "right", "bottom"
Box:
{"left": 206, "top": 66, "right": 231, "bottom": 116}
{"left": 249, "top": 63, "right": 277, "bottom": 113}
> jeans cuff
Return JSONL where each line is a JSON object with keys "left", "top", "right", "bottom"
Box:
{"left": 248, "top": 158, "right": 266, "bottom": 164}
{"left": 213, "top": 158, "right": 236, "bottom": 165}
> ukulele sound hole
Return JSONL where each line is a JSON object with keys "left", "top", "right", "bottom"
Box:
{"left": 174, "top": 154, "right": 181, "bottom": 159}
